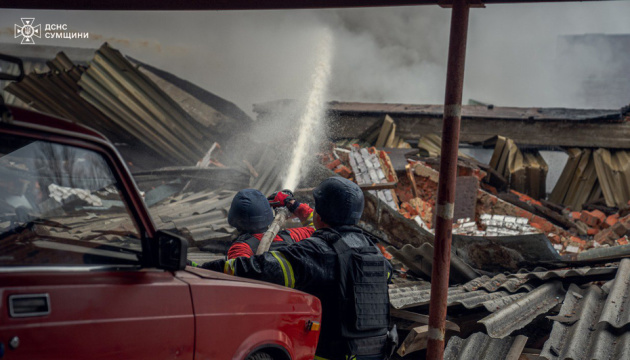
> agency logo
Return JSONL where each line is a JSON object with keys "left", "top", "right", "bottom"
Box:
{"left": 15, "top": 18, "right": 41, "bottom": 45}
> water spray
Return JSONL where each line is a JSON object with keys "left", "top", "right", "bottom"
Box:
{"left": 283, "top": 28, "right": 333, "bottom": 191}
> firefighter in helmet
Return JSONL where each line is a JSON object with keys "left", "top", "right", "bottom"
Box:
{"left": 225, "top": 188, "right": 315, "bottom": 259}
{"left": 201, "top": 177, "right": 395, "bottom": 360}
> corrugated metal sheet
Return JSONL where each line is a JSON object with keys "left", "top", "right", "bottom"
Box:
{"left": 510, "top": 266, "right": 618, "bottom": 281}
{"left": 149, "top": 189, "right": 237, "bottom": 252}
{"left": 444, "top": 332, "right": 528, "bottom": 360}
{"left": 462, "top": 273, "right": 534, "bottom": 293}
{"left": 479, "top": 281, "right": 566, "bottom": 338}
{"left": 540, "top": 259, "right": 630, "bottom": 360}
{"left": 248, "top": 146, "right": 285, "bottom": 198}
{"left": 386, "top": 243, "right": 479, "bottom": 284}
{"left": 599, "top": 258, "right": 630, "bottom": 328}
{"left": 5, "top": 43, "right": 252, "bottom": 166}
{"left": 130, "top": 56, "right": 253, "bottom": 131}
{"left": 78, "top": 43, "right": 209, "bottom": 164}
{"left": 462, "top": 266, "right": 617, "bottom": 293}
{"left": 389, "top": 282, "right": 527, "bottom": 312}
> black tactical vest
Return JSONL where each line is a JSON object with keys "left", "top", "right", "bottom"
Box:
{"left": 325, "top": 229, "right": 390, "bottom": 358}
{"left": 235, "top": 230, "right": 295, "bottom": 254}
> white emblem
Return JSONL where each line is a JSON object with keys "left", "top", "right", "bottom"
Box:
{"left": 15, "top": 18, "right": 41, "bottom": 45}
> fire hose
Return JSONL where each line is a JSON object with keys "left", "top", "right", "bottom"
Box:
{"left": 256, "top": 207, "right": 290, "bottom": 255}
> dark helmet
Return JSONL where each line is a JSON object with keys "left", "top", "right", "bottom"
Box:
{"left": 228, "top": 189, "right": 274, "bottom": 233}
{"left": 313, "top": 177, "right": 364, "bottom": 226}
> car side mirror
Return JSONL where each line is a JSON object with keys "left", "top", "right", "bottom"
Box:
{"left": 156, "top": 230, "right": 188, "bottom": 271}
{"left": 0, "top": 54, "right": 25, "bottom": 82}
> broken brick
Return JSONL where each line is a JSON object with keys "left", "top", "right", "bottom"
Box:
{"left": 603, "top": 214, "right": 619, "bottom": 228}
{"left": 612, "top": 221, "right": 629, "bottom": 238}
{"left": 591, "top": 210, "right": 606, "bottom": 225}
{"left": 510, "top": 190, "right": 543, "bottom": 207}
{"left": 334, "top": 165, "right": 352, "bottom": 178}
{"left": 548, "top": 233, "right": 561, "bottom": 244}
{"left": 571, "top": 212, "right": 581, "bottom": 220}
{"left": 530, "top": 216, "right": 555, "bottom": 233}
{"left": 580, "top": 210, "right": 603, "bottom": 228}
{"left": 325, "top": 159, "right": 342, "bottom": 170}
{"left": 618, "top": 236, "right": 629, "bottom": 246}
{"left": 587, "top": 228, "right": 598, "bottom": 236}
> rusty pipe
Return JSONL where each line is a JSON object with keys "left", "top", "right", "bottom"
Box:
{"left": 426, "top": 0, "right": 470, "bottom": 359}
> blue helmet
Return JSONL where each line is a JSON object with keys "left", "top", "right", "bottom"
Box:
{"left": 228, "top": 189, "right": 274, "bottom": 233}
{"left": 313, "top": 177, "right": 364, "bottom": 226}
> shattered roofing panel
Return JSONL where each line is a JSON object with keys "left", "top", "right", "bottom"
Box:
{"left": 510, "top": 266, "right": 618, "bottom": 281}
{"left": 540, "top": 259, "right": 630, "bottom": 360}
{"left": 444, "top": 333, "right": 527, "bottom": 360}
{"left": 388, "top": 282, "right": 527, "bottom": 312}
{"left": 462, "top": 274, "right": 534, "bottom": 293}
{"left": 149, "top": 189, "right": 237, "bottom": 251}
{"left": 541, "top": 282, "right": 630, "bottom": 360}
{"left": 129, "top": 56, "right": 253, "bottom": 125}
{"left": 598, "top": 258, "right": 630, "bottom": 328}
{"left": 461, "top": 266, "right": 618, "bottom": 294}
{"left": 387, "top": 243, "right": 479, "bottom": 284}
{"left": 479, "top": 281, "right": 566, "bottom": 338}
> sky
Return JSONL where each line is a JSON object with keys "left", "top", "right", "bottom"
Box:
{"left": 1, "top": 2, "right": 630, "bottom": 117}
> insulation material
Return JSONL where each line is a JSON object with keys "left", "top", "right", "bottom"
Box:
{"left": 593, "top": 148, "right": 630, "bottom": 208}
{"left": 488, "top": 136, "right": 548, "bottom": 200}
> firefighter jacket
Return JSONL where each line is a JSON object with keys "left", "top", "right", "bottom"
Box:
{"left": 226, "top": 202, "right": 315, "bottom": 259}
{"left": 201, "top": 225, "right": 392, "bottom": 360}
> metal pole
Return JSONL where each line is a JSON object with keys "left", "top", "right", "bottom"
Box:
{"left": 426, "top": 0, "right": 470, "bottom": 359}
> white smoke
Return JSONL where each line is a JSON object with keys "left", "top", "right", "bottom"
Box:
{"left": 0, "top": 3, "right": 629, "bottom": 114}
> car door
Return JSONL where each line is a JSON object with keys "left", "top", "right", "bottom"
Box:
{"left": 0, "top": 133, "right": 194, "bottom": 359}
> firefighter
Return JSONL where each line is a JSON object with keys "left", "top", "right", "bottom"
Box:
{"left": 225, "top": 188, "right": 315, "bottom": 259}
{"left": 201, "top": 177, "right": 395, "bottom": 360}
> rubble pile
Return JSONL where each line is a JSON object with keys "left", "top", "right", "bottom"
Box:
{"left": 313, "top": 115, "right": 630, "bottom": 359}
{"left": 325, "top": 118, "right": 630, "bottom": 258}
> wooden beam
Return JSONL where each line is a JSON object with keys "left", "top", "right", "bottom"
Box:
{"left": 330, "top": 113, "right": 630, "bottom": 149}
{"left": 391, "top": 308, "right": 460, "bottom": 332}
{"left": 397, "top": 325, "right": 429, "bottom": 357}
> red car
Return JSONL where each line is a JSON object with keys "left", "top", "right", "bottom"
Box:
{"left": 0, "top": 55, "right": 321, "bottom": 360}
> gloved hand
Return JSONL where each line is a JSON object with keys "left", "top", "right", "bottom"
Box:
{"left": 268, "top": 190, "right": 292, "bottom": 207}
{"left": 268, "top": 190, "right": 300, "bottom": 213}
{"left": 200, "top": 259, "right": 225, "bottom": 272}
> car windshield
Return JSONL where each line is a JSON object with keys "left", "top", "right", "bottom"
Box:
{"left": 0, "top": 133, "right": 141, "bottom": 267}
